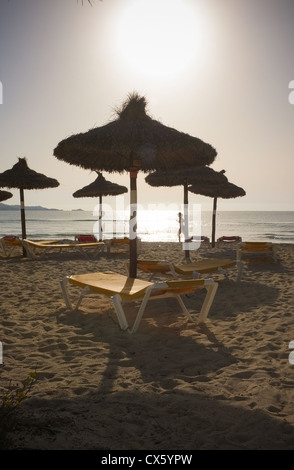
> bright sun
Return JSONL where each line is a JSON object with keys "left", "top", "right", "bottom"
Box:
{"left": 117, "top": 0, "right": 205, "bottom": 78}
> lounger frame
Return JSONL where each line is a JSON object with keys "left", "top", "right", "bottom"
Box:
{"left": 236, "top": 242, "right": 277, "bottom": 263}
{"left": 0, "top": 236, "right": 23, "bottom": 257}
{"left": 22, "top": 239, "right": 105, "bottom": 259}
{"left": 134, "top": 258, "right": 244, "bottom": 283}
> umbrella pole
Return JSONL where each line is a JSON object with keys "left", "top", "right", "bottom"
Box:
{"left": 129, "top": 167, "right": 138, "bottom": 278}
{"left": 183, "top": 179, "right": 191, "bottom": 262}
{"left": 99, "top": 195, "right": 102, "bottom": 241}
{"left": 20, "top": 188, "right": 27, "bottom": 257}
{"left": 211, "top": 197, "right": 217, "bottom": 248}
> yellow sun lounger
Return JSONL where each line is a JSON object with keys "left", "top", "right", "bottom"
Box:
{"left": 22, "top": 239, "right": 105, "bottom": 260}
{"left": 236, "top": 242, "right": 277, "bottom": 262}
{"left": 60, "top": 271, "right": 218, "bottom": 334}
{"left": 0, "top": 235, "right": 23, "bottom": 257}
{"left": 136, "top": 258, "right": 244, "bottom": 283}
{"left": 104, "top": 237, "right": 141, "bottom": 254}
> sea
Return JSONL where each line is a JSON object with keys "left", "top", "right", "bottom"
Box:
{"left": 0, "top": 209, "right": 294, "bottom": 244}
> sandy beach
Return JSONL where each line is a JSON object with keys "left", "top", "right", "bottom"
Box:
{"left": 1, "top": 240, "right": 294, "bottom": 450}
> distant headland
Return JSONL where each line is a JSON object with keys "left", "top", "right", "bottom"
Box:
{"left": 0, "top": 203, "right": 63, "bottom": 211}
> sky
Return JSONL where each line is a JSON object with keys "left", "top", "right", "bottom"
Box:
{"left": 0, "top": 0, "right": 293, "bottom": 212}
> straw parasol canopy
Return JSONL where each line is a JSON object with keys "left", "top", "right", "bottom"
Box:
{"left": 73, "top": 172, "right": 128, "bottom": 241}
{"left": 0, "top": 157, "right": 60, "bottom": 254}
{"left": 188, "top": 179, "right": 246, "bottom": 247}
{"left": 145, "top": 167, "right": 228, "bottom": 260}
{"left": 54, "top": 92, "right": 217, "bottom": 277}
{"left": 0, "top": 190, "right": 13, "bottom": 202}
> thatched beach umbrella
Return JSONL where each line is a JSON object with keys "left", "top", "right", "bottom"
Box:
{"left": 73, "top": 172, "right": 128, "bottom": 241}
{"left": 189, "top": 180, "right": 246, "bottom": 247}
{"left": 0, "top": 158, "right": 59, "bottom": 255}
{"left": 145, "top": 167, "right": 228, "bottom": 260}
{"left": 54, "top": 92, "right": 217, "bottom": 277}
{"left": 0, "top": 190, "right": 13, "bottom": 202}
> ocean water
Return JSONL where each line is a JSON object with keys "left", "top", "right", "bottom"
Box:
{"left": 0, "top": 209, "right": 294, "bottom": 244}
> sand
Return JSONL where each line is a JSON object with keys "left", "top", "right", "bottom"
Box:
{"left": 1, "top": 240, "right": 294, "bottom": 450}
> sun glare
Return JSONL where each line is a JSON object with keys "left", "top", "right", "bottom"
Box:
{"left": 117, "top": 0, "right": 206, "bottom": 78}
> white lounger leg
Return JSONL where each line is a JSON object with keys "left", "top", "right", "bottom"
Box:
{"left": 60, "top": 277, "right": 72, "bottom": 310}
{"left": 170, "top": 280, "right": 218, "bottom": 323}
{"left": 198, "top": 280, "right": 218, "bottom": 323}
{"left": 111, "top": 294, "right": 130, "bottom": 331}
{"left": 129, "top": 285, "right": 155, "bottom": 335}
{"left": 60, "top": 277, "right": 90, "bottom": 311}
{"left": 174, "top": 295, "right": 194, "bottom": 321}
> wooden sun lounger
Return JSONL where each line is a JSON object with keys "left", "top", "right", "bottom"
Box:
{"left": 135, "top": 257, "right": 244, "bottom": 283}
{"left": 22, "top": 239, "right": 105, "bottom": 260}
{"left": 60, "top": 271, "right": 218, "bottom": 334}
